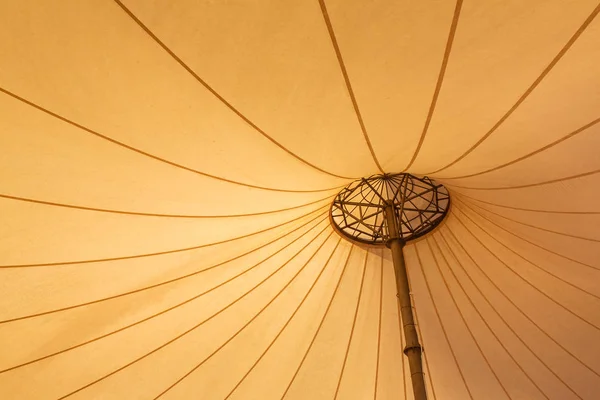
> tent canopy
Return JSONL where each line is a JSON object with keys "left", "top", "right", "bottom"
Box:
{"left": 1, "top": 1, "right": 599, "bottom": 399}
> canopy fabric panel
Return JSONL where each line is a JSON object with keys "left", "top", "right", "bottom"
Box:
{"left": 1, "top": 0, "right": 599, "bottom": 399}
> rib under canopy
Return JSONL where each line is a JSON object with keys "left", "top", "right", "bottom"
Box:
{"left": 1, "top": 1, "right": 599, "bottom": 399}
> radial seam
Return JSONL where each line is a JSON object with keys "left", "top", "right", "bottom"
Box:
{"left": 333, "top": 250, "right": 368, "bottom": 399}
{"left": 413, "top": 244, "right": 474, "bottom": 399}
{"left": 0, "top": 212, "right": 328, "bottom": 326}
{"left": 0, "top": 192, "right": 334, "bottom": 219}
{"left": 457, "top": 198, "right": 600, "bottom": 243}
{"left": 152, "top": 231, "right": 336, "bottom": 399}
{"left": 441, "top": 225, "right": 600, "bottom": 380}
{"left": 317, "top": 0, "right": 384, "bottom": 173}
{"left": 280, "top": 245, "right": 354, "bottom": 398}
{"left": 451, "top": 191, "right": 600, "bottom": 215}
{"left": 56, "top": 228, "right": 334, "bottom": 399}
{"left": 223, "top": 238, "right": 343, "bottom": 399}
{"left": 444, "top": 168, "right": 600, "bottom": 191}
{"left": 402, "top": 0, "right": 463, "bottom": 172}
{"left": 442, "top": 116, "right": 600, "bottom": 180}
{"left": 455, "top": 197, "right": 600, "bottom": 271}
{"left": 452, "top": 207, "right": 600, "bottom": 333}
{"left": 0, "top": 219, "right": 328, "bottom": 375}
{"left": 434, "top": 233, "right": 580, "bottom": 400}
{"left": 427, "top": 3, "right": 600, "bottom": 174}
{"left": 425, "top": 238, "right": 513, "bottom": 399}
{"left": 111, "top": 0, "right": 353, "bottom": 180}
{"left": 0, "top": 87, "right": 346, "bottom": 193}
{"left": 373, "top": 250, "right": 383, "bottom": 400}
{"left": 0, "top": 204, "right": 328, "bottom": 268}
{"left": 406, "top": 248, "right": 438, "bottom": 400}
{"left": 453, "top": 198, "right": 600, "bottom": 301}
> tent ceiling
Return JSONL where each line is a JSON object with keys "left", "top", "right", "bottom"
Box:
{"left": 1, "top": 1, "right": 599, "bottom": 399}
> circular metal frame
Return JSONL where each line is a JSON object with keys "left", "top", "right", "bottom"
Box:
{"left": 330, "top": 173, "right": 450, "bottom": 246}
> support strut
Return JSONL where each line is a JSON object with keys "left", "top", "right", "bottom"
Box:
{"left": 385, "top": 202, "right": 427, "bottom": 400}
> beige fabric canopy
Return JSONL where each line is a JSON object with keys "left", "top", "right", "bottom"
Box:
{"left": 1, "top": 1, "right": 599, "bottom": 399}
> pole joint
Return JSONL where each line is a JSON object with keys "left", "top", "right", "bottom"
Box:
{"left": 403, "top": 343, "right": 422, "bottom": 356}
